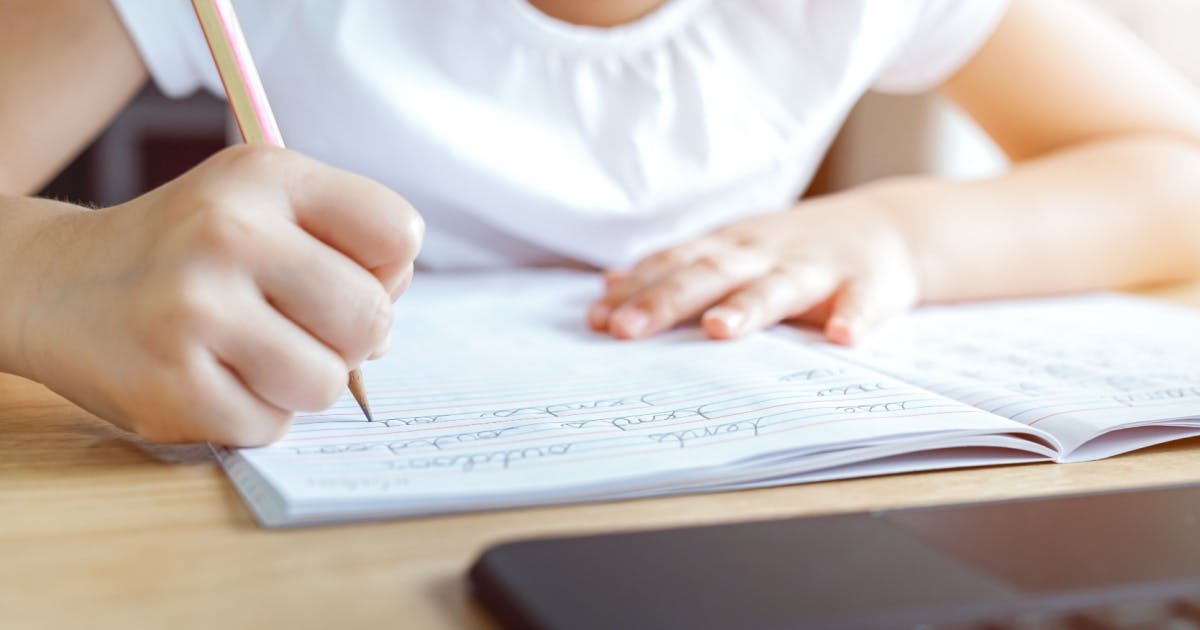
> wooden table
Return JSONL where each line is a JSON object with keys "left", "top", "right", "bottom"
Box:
{"left": 4, "top": 282, "right": 1200, "bottom": 629}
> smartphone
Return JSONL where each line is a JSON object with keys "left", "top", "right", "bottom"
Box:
{"left": 470, "top": 483, "right": 1200, "bottom": 629}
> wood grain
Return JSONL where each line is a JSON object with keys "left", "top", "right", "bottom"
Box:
{"left": 3, "top": 282, "right": 1200, "bottom": 629}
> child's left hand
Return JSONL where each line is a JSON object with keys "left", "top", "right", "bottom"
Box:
{"left": 587, "top": 193, "right": 921, "bottom": 345}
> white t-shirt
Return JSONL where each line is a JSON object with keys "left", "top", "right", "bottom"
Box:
{"left": 111, "top": 0, "right": 1007, "bottom": 270}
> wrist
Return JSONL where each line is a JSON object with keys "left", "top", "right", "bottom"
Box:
{"left": 0, "top": 196, "right": 90, "bottom": 379}
{"left": 844, "top": 178, "right": 936, "bottom": 304}
{"left": 854, "top": 176, "right": 972, "bottom": 305}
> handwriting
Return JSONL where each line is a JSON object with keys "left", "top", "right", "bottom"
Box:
{"left": 383, "top": 414, "right": 449, "bottom": 427}
{"left": 648, "top": 418, "right": 762, "bottom": 449}
{"left": 815, "top": 382, "right": 889, "bottom": 397}
{"left": 488, "top": 396, "right": 645, "bottom": 419}
{"left": 387, "top": 443, "right": 574, "bottom": 473}
{"left": 560, "top": 408, "right": 704, "bottom": 431}
{"left": 1113, "top": 387, "right": 1200, "bottom": 407}
{"left": 383, "top": 427, "right": 520, "bottom": 452}
{"left": 780, "top": 368, "right": 846, "bottom": 382}
{"left": 291, "top": 427, "right": 519, "bottom": 456}
{"left": 835, "top": 400, "right": 914, "bottom": 414}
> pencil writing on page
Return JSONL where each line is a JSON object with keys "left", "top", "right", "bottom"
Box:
{"left": 190, "top": 0, "right": 374, "bottom": 423}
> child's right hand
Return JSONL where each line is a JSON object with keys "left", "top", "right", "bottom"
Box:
{"left": 2, "top": 145, "right": 423, "bottom": 446}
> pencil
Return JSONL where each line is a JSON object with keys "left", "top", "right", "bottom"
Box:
{"left": 190, "top": 0, "right": 374, "bottom": 423}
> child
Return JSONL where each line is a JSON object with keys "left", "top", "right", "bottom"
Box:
{"left": 1, "top": 0, "right": 1199, "bottom": 446}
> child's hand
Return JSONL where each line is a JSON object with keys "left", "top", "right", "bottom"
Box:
{"left": 10, "top": 145, "right": 423, "bottom": 446}
{"left": 588, "top": 194, "right": 919, "bottom": 345}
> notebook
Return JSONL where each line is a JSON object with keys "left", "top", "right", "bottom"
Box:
{"left": 213, "top": 270, "right": 1200, "bottom": 527}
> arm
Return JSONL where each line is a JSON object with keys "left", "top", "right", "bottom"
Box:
{"left": 0, "top": 3, "right": 424, "bottom": 445}
{"left": 914, "top": 0, "right": 1200, "bottom": 301}
{"left": 0, "top": 0, "right": 146, "bottom": 373}
{"left": 0, "top": 0, "right": 147, "bottom": 194}
{"left": 590, "top": 0, "right": 1200, "bottom": 344}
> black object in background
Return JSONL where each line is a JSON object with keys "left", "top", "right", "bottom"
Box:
{"left": 37, "top": 87, "right": 225, "bottom": 207}
{"left": 469, "top": 484, "right": 1200, "bottom": 629}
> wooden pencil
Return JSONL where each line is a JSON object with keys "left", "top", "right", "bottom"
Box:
{"left": 191, "top": 0, "right": 374, "bottom": 423}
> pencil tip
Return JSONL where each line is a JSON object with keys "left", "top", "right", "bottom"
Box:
{"left": 347, "top": 368, "right": 374, "bottom": 421}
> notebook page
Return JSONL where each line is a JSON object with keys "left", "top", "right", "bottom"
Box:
{"left": 831, "top": 295, "right": 1200, "bottom": 460}
{"left": 218, "top": 270, "right": 1042, "bottom": 525}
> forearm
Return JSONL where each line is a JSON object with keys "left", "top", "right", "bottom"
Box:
{"left": 0, "top": 196, "right": 88, "bottom": 377}
{"left": 869, "top": 136, "right": 1200, "bottom": 303}
{"left": 0, "top": 0, "right": 146, "bottom": 194}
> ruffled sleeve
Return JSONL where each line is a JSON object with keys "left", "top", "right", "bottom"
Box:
{"left": 872, "top": 0, "right": 1009, "bottom": 94}
{"left": 108, "top": 0, "right": 288, "bottom": 99}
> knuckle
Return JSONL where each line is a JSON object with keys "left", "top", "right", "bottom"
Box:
{"left": 733, "top": 235, "right": 763, "bottom": 248}
{"left": 715, "top": 225, "right": 760, "bottom": 248}
{"left": 213, "top": 143, "right": 287, "bottom": 176}
{"left": 163, "top": 277, "right": 224, "bottom": 337}
{"left": 649, "top": 247, "right": 690, "bottom": 268}
{"left": 770, "top": 262, "right": 806, "bottom": 284}
{"left": 188, "top": 201, "right": 258, "bottom": 255}
{"left": 133, "top": 275, "right": 221, "bottom": 356}
{"left": 643, "top": 284, "right": 687, "bottom": 321}
{"left": 772, "top": 259, "right": 803, "bottom": 274}
{"left": 692, "top": 253, "right": 725, "bottom": 275}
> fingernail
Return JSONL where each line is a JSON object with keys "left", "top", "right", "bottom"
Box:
{"left": 706, "top": 307, "right": 745, "bottom": 334}
{"left": 612, "top": 308, "right": 650, "bottom": 338}
{"left": 828, "top": 316, "right": 862, "bottom": 345}
{"left": 368, "top": 331, "right": 392, "bottom": 360}
{"left": 588, "top": 302, "right": 612, "bottom": 329}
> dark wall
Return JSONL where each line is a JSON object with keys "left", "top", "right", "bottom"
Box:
{"left": 37, "top": 86, "right": 228, "bottom": 207}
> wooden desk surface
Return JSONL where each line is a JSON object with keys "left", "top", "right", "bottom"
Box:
{"left": 4, "top": 283, "right": 1200, "bottom": 629}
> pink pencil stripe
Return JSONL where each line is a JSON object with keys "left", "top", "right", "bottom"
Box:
{"left": 211, "top": 0, "right": 284, "bottom": 147}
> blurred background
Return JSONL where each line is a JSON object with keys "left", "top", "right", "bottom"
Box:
{"left": 37, "top": 1, "right": 1200, "bottom": 206}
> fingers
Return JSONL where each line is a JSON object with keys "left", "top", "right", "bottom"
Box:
{"left": 601, "top": 249, "right": 772, "bottom": 339}
{"left": 374, "top": 259, "right": 416, "bottom": 301}
{"left": 137, "top": 348, "right": 294, "bottom": 447}
{"left": 701, "top": 264, "right": 840, "bottom": 339}
{"left": 90, "top": 146, "right": 423, "bottom": 447}
{"left": 188, "top": 356, "right": 294, "bottom": 447}
{"left": 207, "top": 145, "right": 424, "bottom": 278}
{"left": 209, "top": 293, "right": 350, "bottom": 413}
{"left": 593, "top": 255, "right": 915, "bottom": 344}
{"left": 825, "top": 274, "right": 917, "bottom": 346}
{"left": 254, "top": 221, "right": 393, "bottom": 365}
{"left": 591, "top": 239, "right": 722, "bottom": 326}
{"left": 289, "top": 165, "right": 425, "bottom": 273}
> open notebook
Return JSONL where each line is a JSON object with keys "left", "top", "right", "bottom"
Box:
{"left": 214, "top": 271, "right": 1200, "bottom": 527}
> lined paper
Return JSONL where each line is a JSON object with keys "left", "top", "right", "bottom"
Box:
{"left": 834, "top": 295, "right": 1200, "bottom": 460}
{"left": 217, "top": 271, "right": 1043, "bottom": 526}
{"left": 216, "top": 272, "right": 1200, "bottom": 526}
